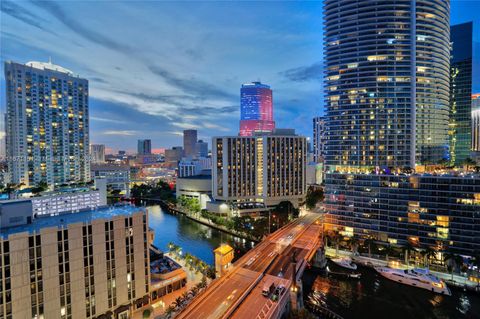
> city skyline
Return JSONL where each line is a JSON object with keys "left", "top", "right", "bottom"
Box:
{"left": 1, "top": 1, "right": 478, "bottom": 152}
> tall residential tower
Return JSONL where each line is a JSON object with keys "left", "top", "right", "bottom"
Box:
{"left": 239, "top": 82, "right": 275, "bottom": 136}
{"left": 5, "top": 60, "right": 90, "bottom": 188}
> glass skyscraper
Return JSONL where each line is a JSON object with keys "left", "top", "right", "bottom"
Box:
{"left": 324, "top": 0, "right": 450, "bottom": 171}
{"left": 449, "top": 22, "right": 473, "bottom": 165}
{"left": 239, "top": 82, "right": 275, "bottom": 136}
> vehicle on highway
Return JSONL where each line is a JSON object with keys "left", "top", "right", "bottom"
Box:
{"left": 262, "top": 280, "right": 276, "bottom": 297}
{"left": 271, "top": 285, "right": 286, "bottom": 301}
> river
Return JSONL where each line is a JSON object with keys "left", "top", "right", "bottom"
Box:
{"left": 147, "top": 205, "right": 255, "bottom": 265}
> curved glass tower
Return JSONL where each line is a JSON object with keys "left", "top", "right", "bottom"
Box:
{"left": 239, "top": 82, "right": 275, "bottom": 137}
{"left": 324, "top": 0, "right": 450, "bottom": 170}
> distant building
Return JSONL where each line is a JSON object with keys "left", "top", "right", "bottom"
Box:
{"left": 183, "top": 130, "right": 197, "bottom": 158}
{"left": 195, "top": 140, "right": 208, "bottom": 157}
{"left": 450, "top": 22, "right": 473, "bottom": 165}
{"left": 313, "top": 116, "right": 326, "bottom": 163}
{"left": 90, "top": 144, "right": 106, "bottom": 163}
{"left": 176, "top": 174, "right": 212, "bottom": 209}
{"left": 91, "top": 163, "right": 130, "bottom": 196}
{"left": 164, "top": 147, "right": 183, "bottom": 167}
{"left": 239, "top": 82, "right": 275, "bottom": 136}
{"left": 211, "top": 130, "right": 306, "bottom": 214}
{"left": 5, "top": 60, "right": 90, "bottom": 188}
{"left": 138, "top": 139, "right": 152, "bottom": 155}
{"left": 0, "top": 206, "right": 150, "bottom": 318}
{"left": 473, "top": 94, "right": 480, "bottom": 153}
{"left": 178, "top": 157, "right": 212, "bottom": 178}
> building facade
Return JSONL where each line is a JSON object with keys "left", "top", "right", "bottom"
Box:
{"left": 195, "top": 140, "right": 208, "bottom": 158}
{"left": 0, "top": 206, "right": 150, "bottom": 319}
{"left": 90, "top": 144, "right": 106, "bottom": 163}
{"left": 313, "top": 116, "right": 326, "bottom": 163}
{"left": 212, "top": 132, "right": 307, "bottom": 208}
{"left": 473, "top": 94, "right": 480, "bottom": 152}
{"left": 450, "top": 22, "right": 473, "bottom": 165}
{"left": 325, "top": 173, "right": 480, "bottom": 255}
{"left": 324, "top": 0, "right": 450, "bottom": 170}
{"left": 137, "top": 139, "right": 152, "bottom": 155}
{"left": 91, "top": 164, "right": 130, "bottom": 196}
{"left": 183, "top": 130, "right": 197, "bottom": 158}
{"left": 5, "top": 60, "right": 90, "bottom": 188}
{"left": 239, "top": 82, "right": 275, "bottom": 137}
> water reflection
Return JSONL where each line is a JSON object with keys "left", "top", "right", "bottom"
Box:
{"left": 146, "top": 205, "right": 255, "bottom": 265}
{"left": 303, "top": 266, "right": 480, "bottom": 319}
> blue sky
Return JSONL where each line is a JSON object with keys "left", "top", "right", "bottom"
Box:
{"left": 1, "top": 0, "right": 479, "bottom": 153}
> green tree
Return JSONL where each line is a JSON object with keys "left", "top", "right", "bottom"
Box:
{"left": 305, "top": 186, "right": 324, "bottom": 210}
{"left": 364, "top": 238, "right": 376, "bottom": 259}
{"left": 403, "top": 241, "right": 416, "bottom": 268}
{"left": 421, "top": 246, "right": 436, "bottom": 268}
{"left": 383, "top": 244, "right": 395, "bottom": 262}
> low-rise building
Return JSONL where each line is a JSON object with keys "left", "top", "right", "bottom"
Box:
{"left": 176, "top": 174, "right": 212, "bottom": 209}
{"left": 0, "top": 205, "right": 150, "bottom": 319}
{"left": 91, "top": 163, "right": 131, "bottom": 196}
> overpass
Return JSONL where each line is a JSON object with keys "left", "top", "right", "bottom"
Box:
{"left": 176, "top": 214, "right": 323, "bottom": 319}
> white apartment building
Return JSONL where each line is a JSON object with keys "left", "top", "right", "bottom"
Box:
{"left": 0, "top": 206, "right": 150, "bottom": 319}
{"left": 4, "top": 60, "right": 90, "bottom": 188}
{"left": 91, "top": 164, "right": 130, "bottom": 196}
{"left": 212, "top": 131, "right": 307, "bottom": 209}
{"left": 90, "top": 144, "right": 106, "bottom": 163}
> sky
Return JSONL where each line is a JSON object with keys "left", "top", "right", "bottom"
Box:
{"left": 1, "top": 0, "right": 479, "bottom": 153}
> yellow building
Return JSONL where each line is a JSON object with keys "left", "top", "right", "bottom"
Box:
{"left": 214, "top": 244, "right": 234, "bottom": 277}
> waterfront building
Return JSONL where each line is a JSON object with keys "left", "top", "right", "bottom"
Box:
{"left": 4, "top": 60, "right": 90, "bottom": 188}
{"left": 313, "top": 116, "right": 326, "bottom": 163}
{"left": 137, "top": 139, "right": 152, "bottom": 155}
{"left": 324, "top": 173, "right": 480, "bottom": 256}
{"left": 0, "top": 206, "right": 151, "bottom": 319}
{"left": 90, "top": 144, "right": 106, "bottom": 163}
{"left": 321, "top": 0, "right": 480, "bottom": 256}
{"left": 324, "top": 0, "right": 450, "bottom": 169}
{"left": 239, "top": 82, "right": 275, "bottom": 137}
{"left": 183, "top": 130, "right": 197, "bottom": 158}
{"left": 91, "top": 163, "right": 130, "bottom": 196}
{"left": 211, "top": 130, "right": 306, "bottom": 214}
{"left": 195, "top": 140, "right": 208, "bottom": 157}
{"left": 472, "top": 94, "right": 480, "bottom": 154}
{"left": 450, "top": 22, "right": 473, "bottom": 165}
{"left": 176, "top": 174, "right": 212, "bottom": 209}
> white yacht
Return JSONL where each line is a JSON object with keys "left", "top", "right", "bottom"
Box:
{"left": 375, "top": 267, "right": 451, "bottom": 295}
{"left": 330, "top": 257, "right": 357, "bottom": 270}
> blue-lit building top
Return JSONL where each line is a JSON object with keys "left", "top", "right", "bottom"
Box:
{"left": 239, "top": 81, "right": 275, "bottom": 136}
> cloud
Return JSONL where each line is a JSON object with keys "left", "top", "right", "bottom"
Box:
{"left": 1, "top": 1, "right": 56, "bottom": 35}
{"left": 90, "top": 116, "right": 126, "bottom": 124}
{"left": 102, "top": 130, "right": 137, "bottom": 136}
{"left": 31, "top": 0, "right": 133, "bottom": 54}
{"left": 280, "top": 62, "right": 323, "bottom": 82}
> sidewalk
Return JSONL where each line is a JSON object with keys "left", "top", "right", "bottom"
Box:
{"left": 325, "top": 247, "right": 479, "bottom": 289}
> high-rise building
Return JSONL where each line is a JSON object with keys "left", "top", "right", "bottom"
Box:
{"left": 137, "top": 139, "right": 152, "bottom": 155}
{"left": 313, "top": 116, "right": 326, "bottom": 162}
{"left": 5, "top": 60, "right": 90, "bottom": 188}
{"left": 473, "top": 94, "right": 480, "bottom": 152}
{"left": 324, "top": 0, "right": 450, "bottom": 170}
{"left": 0, "top": 206, "right": 151, "bottom": 319}
{"left": 239, "top": 82, "right": 275, "bottom": 137}
{"left": 164, "top": 146, "right": 183, "bottom": 167}
{"left": 321, "top": 1, "right": 480, "bottom": 256}
{"left": 195, "top": 140, "right": 208, "bottom": 157}
{"left": 90, "top": 144, "right": 106, "bottom": 163}
{"left": 183, "top": 130, "right": 197, "bottom": 158}
{"left": 212, "top": 130, "right": 306, "bottom": 209}
{"left": 450, "top": 22, "right": 473, "bottom": 165}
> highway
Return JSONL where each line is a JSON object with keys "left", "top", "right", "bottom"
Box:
{"left": 177, "top": 213, "right": 323, "bottom": 319}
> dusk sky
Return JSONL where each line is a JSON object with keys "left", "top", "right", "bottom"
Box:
{"left": 1, "top": 0, "right": 479, "bottom": 153}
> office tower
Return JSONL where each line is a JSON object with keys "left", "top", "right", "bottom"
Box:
{"left": 183, "top": 130, "right": 197, "bottom": 158}
{"left": 450, "top": 22, "right": 473, "bottom": 165}
{"left": 0, "top": 206, "right": 150, "bottom": 318}
{"left": 212, "top": 130, "right": 306, "bottom": 209}
{"left": 313, "top": 116, "right": 326, "bottom": 162}
{"left": 473, "top": 94, "right": 480, "bottom": 152}
{"left": 90, "top": 144, "right": 106, "bottom": 163}
{"left": 5, "top": 60, "right": 90, "bottom": 188}
{"left": 164, "top": 146, "right": 183, "bottom": 167}
{"left": 239, "top": 82, "right": 275, "bottom": 136}
{"left": 137, "top": 139, "right": 152, "bottom": 155}
{"left": 324, "top": 0, "right": 450, "bottom": 170}
{"left": 195, "top": 139, "right": 208, "bottom": 157}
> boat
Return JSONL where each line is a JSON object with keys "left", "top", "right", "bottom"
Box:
{"left": 330, "top": 257, "right": 357, "bottom": 270}
{"left": 374, "top": 267, "right": 451, "bottom": 295}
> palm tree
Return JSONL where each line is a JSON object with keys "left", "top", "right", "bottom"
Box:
{"left": 443, "top": 252, "right": 463, "bottom": 280}
{"left": 349, "top": 236, "right": 360, "bottom": 255}
{"left": 363, "top": 238, "right": 376, "bottom": 258}
{"left": 164, "top": 305, "right": 175, "bottom": 319}
{"left": 173, "top": 296, "right": 184, "bottom": 309}
{"left": 383, "top": 244, "right": 395, "bottom": 263}
{"left": 421, "top": 246, "right": 436, "bottom": 268}
{"left": 329, "top": 230, "right": 342, "bottom": 257}
{"left": 403, "top": 242, "right": 416, "bottom": 268}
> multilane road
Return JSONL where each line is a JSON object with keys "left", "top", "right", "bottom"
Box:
{"left": 177, "top": 214, "right": 323, "bottom": 319}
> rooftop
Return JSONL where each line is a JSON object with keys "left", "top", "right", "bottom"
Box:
{"left": 25, "top": 60, "right": 75, "bottom": 75}
{"left": 1, "top": 205, "right": 145, "bottom": 238}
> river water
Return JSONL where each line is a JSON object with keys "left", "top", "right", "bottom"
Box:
{"left": 146, "top": 204, "right": 480, "bottom": 318}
